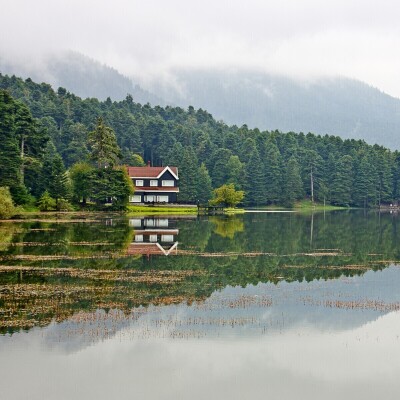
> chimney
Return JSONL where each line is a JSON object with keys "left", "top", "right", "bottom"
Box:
{"left": 147, "top": 160, "right": 151, "bottom": 167}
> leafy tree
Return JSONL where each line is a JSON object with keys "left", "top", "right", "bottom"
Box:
{"left": 70, "top": 162, "right": 93, "bottom": 205}
{"left": 131, "top": 154, "right": 146, "bottom": 166}
{"left": 210, "top": 183, "right": 245, "bottom": 207}
{"left": 0, "top": 187, "right": 20, "bottom": 218}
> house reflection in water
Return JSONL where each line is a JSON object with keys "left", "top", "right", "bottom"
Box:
{"left": 127, "top": 218, "right": 179, "bottom": 256}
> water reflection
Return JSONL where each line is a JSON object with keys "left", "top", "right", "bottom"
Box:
{"left": 128, "top": 218, "right": 179, "bottom": 256}
{"left": 1, "top": 211, "right": 400, "bottom": 333}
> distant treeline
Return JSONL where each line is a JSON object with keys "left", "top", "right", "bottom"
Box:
{"left": 1, "top": 72, "right": 400, "bottom": 207}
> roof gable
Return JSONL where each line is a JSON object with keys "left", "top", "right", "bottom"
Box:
{"left": 127, "top": 166, "right": 179, "bottom": 179}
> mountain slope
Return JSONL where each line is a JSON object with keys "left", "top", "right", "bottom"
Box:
{"left": 145, "top": 69, "right": 400, "bottom": 149}
{"left": 0, "top": 51, "right": 163, "bottom": 105}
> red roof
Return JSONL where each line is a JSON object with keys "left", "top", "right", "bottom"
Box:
{"left": 127, "top": 166, "right": 178, "bottom": 179}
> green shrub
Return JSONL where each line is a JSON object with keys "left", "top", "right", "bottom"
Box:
{"left": 0, "top": 187, "right": 20, "bottom": 218}
{"left": 56, "top": 198, "right": 74, "bottom": 211}
{"left": 38, "top": 191, "right": 56, "bottom": 211}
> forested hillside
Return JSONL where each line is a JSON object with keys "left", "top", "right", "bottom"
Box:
{"left": 150, "top": 69, "right": 400, "bottom": 150}
{"left": 1, "top": 72, "right": 400, "bottom": 208}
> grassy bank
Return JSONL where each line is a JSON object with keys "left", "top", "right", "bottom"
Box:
{"left": 127, "top": 205, "right": 198, "bottom": 215}
{"left": 293, "top": 200, "right": 349, "bottom": 212}
{"left": 224, "top": 207, "right": 246, "bottom": 214}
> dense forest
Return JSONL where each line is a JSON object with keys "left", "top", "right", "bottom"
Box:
{"left": 1, "top": 72, "right": 400, "bottom": 208}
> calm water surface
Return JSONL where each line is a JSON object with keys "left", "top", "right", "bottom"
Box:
{"left": 1, "top": 211, "right": 400, "bottom": 399}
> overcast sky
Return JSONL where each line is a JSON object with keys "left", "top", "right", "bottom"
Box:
{"left": 1, "top": 0, "right": 400, "bottom": 96}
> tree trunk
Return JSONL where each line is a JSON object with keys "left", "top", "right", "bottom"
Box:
{"left": 20, "top": 136, "right": 25, "bottom": 184}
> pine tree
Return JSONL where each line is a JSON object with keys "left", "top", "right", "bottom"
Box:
{"left": 48, "top": 154, "right": 69, "bottom": 202}
{"left": 245, "top": 148, "right": 266, "bottom": 205}
{"left": 283, "top": 156, "right": 303, "bottom": 207}
{"left": 197, "top": 163, "right": 212, "bottom": 203}
{"left": 178, "top": 147, "right": 199, "bottom": 203}
{"left": 264, "top": 138, "right": 282, "bottom": 204}
{"left": 331, "top": 155, "right": 353, "bottom": 206}
{"left": 226, "top": 155, "right": 245, "bottom": 189}
{"left": 0, "top": 90, "right": 20, "bottom": 189}
{"left": 88, "top": 117, "right": 121, "bottom": 168}
{"left": 352, "top": 153, "right": 377, "bottom": 207}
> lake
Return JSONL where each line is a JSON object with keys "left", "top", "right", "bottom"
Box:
{"left": 1, "top": 211, "right": 400, "bottom": 399}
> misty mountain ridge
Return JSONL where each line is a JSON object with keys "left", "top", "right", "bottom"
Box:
{"left": 0, "top": 51, "right": 162, "bottom": 105}
{"left": 1, "top": 51, "right": 400, "bottom": 149}
{"left": 145, "top": 69, "right": 400, "bottom": 150}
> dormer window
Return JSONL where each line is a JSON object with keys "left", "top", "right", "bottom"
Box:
{"left": 150, "top": 180, "right": 158, "bottom": 186}
{"left": 136, "top": 180, "right": 143, "bottom": 186}
{"left": 162, "top": 180, "right": 174, "bottom": 187}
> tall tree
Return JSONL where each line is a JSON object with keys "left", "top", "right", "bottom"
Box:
{"left": 244, "top": 148, "right": 266, "bottom": 205}
{"left": 197, "top": 163, "right": 212, "bottom": 203}
{"left": 88, "top": 117, "right": 121, "bottom": 168}
{"left": 283, "top": 156, "right": 303, "bottom": 207}
{"left": 331, "top": 155, "right": 353, "bottom": 206}
{"left": 0, "top": 90, "right": 20, "bottom": 189}
{"left": 178, "top": 147, "right": 199, "bottom": 203}
{"left": 264, "top": 137, "right": 282, "bottom": 204}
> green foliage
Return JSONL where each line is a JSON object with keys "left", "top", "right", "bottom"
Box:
{"left": 69, "top": 162, "right": 94, "bottom": 204}
{"left": 88, "top": 117, "right": 121, "bottom": 168}
{"left": 87, "top": 168, "right": 133, "bottom": 210}
{"left": 56, "top": 198, "right": 74, "bottom": 211}
{"left": 38, "top": 191, "right": 56, "bottom": 211}
{"left": 0, "top": 90, "right": 22, "bottom": 198}
{"left": 124, "top": 153, "right": 145, "bottom": 166}
{"left": 0, "top": 187, "right": 20, "bottom": 218}
{"left": 244, "top": 147, "right": 266, "bottom": 205}
{"left": 283, "top": 156, "right": 303, "bottom": 207}
{"left": 2, "top": 73, "right": 400, "bottom": 209}
{"left": 210, "top": 183, "right": 245, "bottom": 208}
{"left": 197, "top": 163, "right": 213, "bottom": 203}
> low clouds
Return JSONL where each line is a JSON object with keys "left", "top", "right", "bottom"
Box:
{"left": 1, "top": 0, "right": 400, "bottom": 96}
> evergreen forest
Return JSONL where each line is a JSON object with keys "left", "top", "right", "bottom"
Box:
{"left": 1, "top": 72, "right": 400, "bottom": 208}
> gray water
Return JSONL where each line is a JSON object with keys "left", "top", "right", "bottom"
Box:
{"left": 1, "top": 211, "right": 400, "bottom": 399}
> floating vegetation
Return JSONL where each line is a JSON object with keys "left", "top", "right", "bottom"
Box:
{"left": 1, "top": 211, "right": 400, "bottom": 334}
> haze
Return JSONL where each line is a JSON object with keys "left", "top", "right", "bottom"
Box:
{"left": 1, "top": 0, "right": 400, "bottom": 97}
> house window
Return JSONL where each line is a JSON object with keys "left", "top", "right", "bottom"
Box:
{"left": 150, "top": 180, "right": 158, "bottom": 186}
{"left": 129, "top": 195, "right": 142, "bottom": 203}
{"left": 134, "top": 235, "right": 143, "bottom": 242}
{"left": 161, "top": 235, "right": 174, "bottom": 242}
{"left": 162, "top": 180, "right": 174, "bottom": 187}
{"left": 145, "top": 195, "right": 154, "bottom": 202}
{"left": 129, "top": 219, "right": 142, "bottom": 227}
{"left": 136, "top": 180, "right": 143, "bottom": 186}
{"left": 149, "top": 234, "right": 158, "bottom": 242}
{"left": 158, "top": 195, "right": 169, "bottom": 203}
